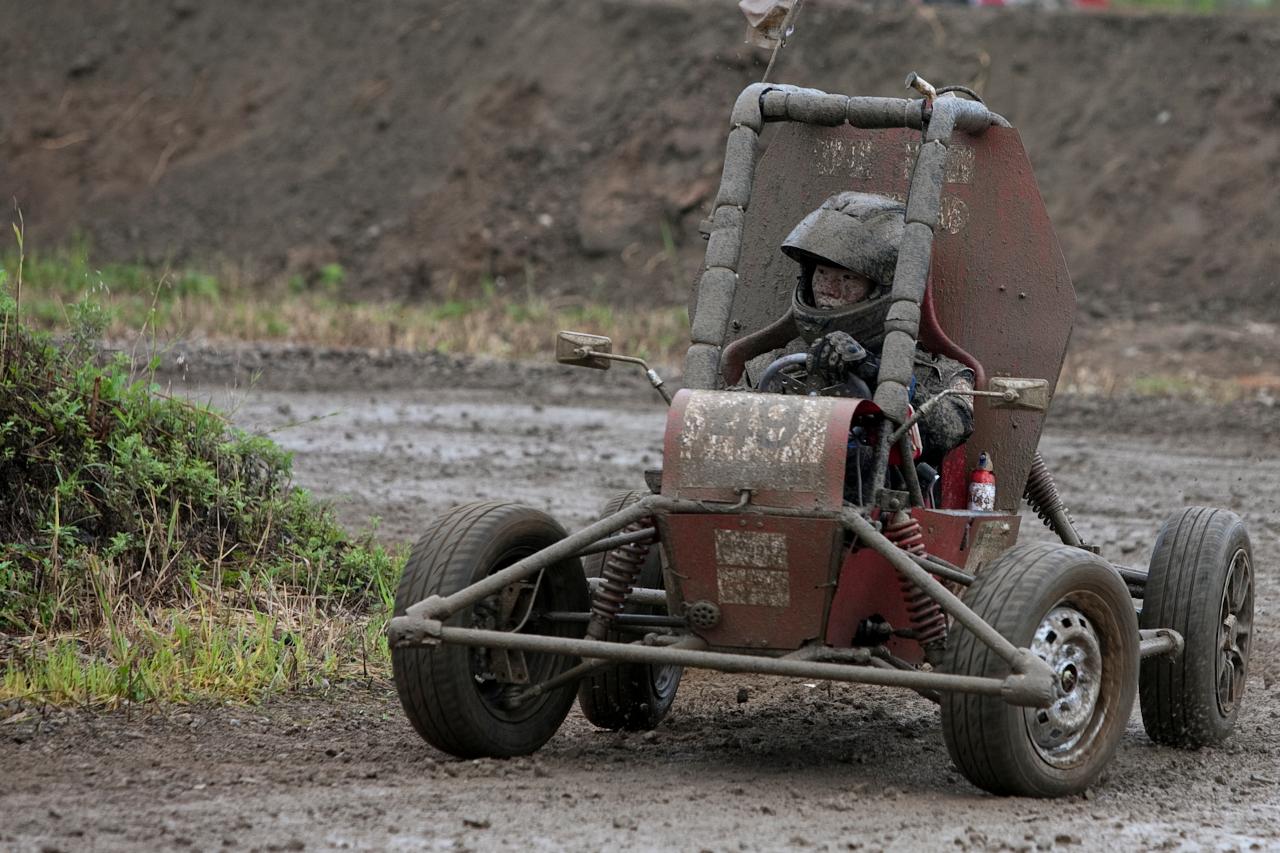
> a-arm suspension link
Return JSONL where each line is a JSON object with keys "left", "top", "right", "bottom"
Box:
{"left": 841, "top": 509, "right": 1053, "bottom": 699}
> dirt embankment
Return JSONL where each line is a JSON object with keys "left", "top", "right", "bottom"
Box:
{"left": 4, "top": 1, "right": 1280, "bottom": 321}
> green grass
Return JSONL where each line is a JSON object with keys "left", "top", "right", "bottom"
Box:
{"left": 0, "top": 228, "right": 692, "bottom": 705}
{"left": 4, "top": 241, "right": 691, "bottom": 368}
{"left": 1129, "top": 374, "right": 1201, "bottom": 398}
{"left": 0, "top": 225, "right": 403, "bottom": 707}
{"left": 2, "top": 585, "right": 393, "bottom": 705}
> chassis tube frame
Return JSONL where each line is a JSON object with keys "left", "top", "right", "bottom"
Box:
{"left": 841, "top": 509, "right": 1029, "bottom": 669}
{"left": 388, "top": 495, "right": 1058, "bottom": 704}
{"left": 399, "top": 495, "right": 667, "bottom": 624}
{"left": 1139, "top": 628, "right": 1184, "bottom": 660}
{"left": 575, "top": 527, "right": 658, "bottom": 557}
{"left": 418, "top": 624, "right": 1052, "bottom": 707}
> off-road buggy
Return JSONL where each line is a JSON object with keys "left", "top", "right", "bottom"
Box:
{"left": 387, "top": 75, "right": 1255, "bottom": 796}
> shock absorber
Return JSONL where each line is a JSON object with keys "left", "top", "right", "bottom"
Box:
{"left": 1024, "top": 451, "right": 1085, "bottom": 549}
{"left": 884, "top": 510, "right": 948, "bottom": 661}
{"left": 884, "top": 509, "right": 926, "bottom": 556}
{"left": 586, "top": 520, "right": 653, "bottom": 640}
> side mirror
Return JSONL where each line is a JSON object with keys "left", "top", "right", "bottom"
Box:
{"left": 556, "top": 331, "right": 613, "bottom": 371}
{"left": 554, "top": 330, "right": 673, "bottom": 404}
{"left": 987, "top": 377, "right": 1050, "bottom": 412}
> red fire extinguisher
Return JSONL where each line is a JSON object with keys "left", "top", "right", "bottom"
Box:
{"left": 968, "top": 452, "right": 996, "bottom": 512}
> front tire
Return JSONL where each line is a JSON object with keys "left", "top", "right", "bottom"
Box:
{"left": 940, "top": 543, "right": 1139, "bottom": 797}
{"left": 1140, "top": 507, "right": 1253, "bottom": 748}
{"left": 392, "top": 502, "right": 588, "bottom": 758}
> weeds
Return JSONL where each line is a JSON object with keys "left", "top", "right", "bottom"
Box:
{"left": 1, "top": 569, "right": 395, "bottom": 705}
{"left": 0, "top": 318, "right": 395, "bottom": 633}
{"left": 6, "top": 243, "right": 691, "bottom": 368}
{"left": 0, "top": 228, "right": 401, "bottom": 707}
{"left": 1057, "top": 358, "right": 1269, "bottom": 403}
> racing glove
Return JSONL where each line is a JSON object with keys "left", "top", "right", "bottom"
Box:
{"left": 808, "top": 331, "right": 868, "bottom": 376}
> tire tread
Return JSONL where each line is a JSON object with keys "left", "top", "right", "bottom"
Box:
{"left": 1140, "top": 506, "right": 1250, "bottom": 748}
{"left": 941, "top": 543, "right": 1138, "bottom": 797}
{"left": 392, "top": 502, "right": 584, "bottom": 758}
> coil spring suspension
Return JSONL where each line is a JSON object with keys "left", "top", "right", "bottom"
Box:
{"left": 1024, "top": 451, "right": 1084, "bottom": 548}
{"left": 884, "top": 511, "right": 948, "bottom": 654}
{"left": 586, "top": 520, "right": 652, "bottom": 640}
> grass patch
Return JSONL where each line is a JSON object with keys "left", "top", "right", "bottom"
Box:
{"left": 1128, "top": 374, "right": 1201, "bottom": 398}
{"left": 0, "top": 228, "right": 402, "bottom": 707}
{"left": 1057, "top": 358, "right": 1274, "bottom": 402}
{"left": 7, "top": 242, "right": 691, "bottom": 368}
{"left": 2, "top": 583, "right": 393, "bottom": 705}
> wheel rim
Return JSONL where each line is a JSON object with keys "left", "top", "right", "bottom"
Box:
{"left": 468, "top": 547, "right": 575, "bottom": 723}
{"left": 1217, "top": 548, "right": 1253, "bottom": 716}
{"left": 650, "top": 662, "right": 680, "bottom": 697}
{"left": 1025, "top": 604, "right": 1106, "bottom": 767}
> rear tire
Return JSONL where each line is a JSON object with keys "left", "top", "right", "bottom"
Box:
{"left": 391, "top": 502, "right": 588, "bottom": 758}
{"left": 577, "top": 491, "right": 683, "bottom": 730}
{"left": 1140, "top": 507, "right": 1253, "bottom": 748}
{"left": 940, "top": 543, "right": 1139, "bottom": 797}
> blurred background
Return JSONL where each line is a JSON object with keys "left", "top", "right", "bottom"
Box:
{"left": 3, "top": 0, "right": 1279, "bottom": 393}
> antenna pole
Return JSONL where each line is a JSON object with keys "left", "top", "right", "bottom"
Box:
{"left": 760, "top": 0, "right": 805, "bottom": 84}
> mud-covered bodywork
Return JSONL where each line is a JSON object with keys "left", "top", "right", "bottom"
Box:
{"left": 659, "top": 390, "right": 856, "bottom": 510}
{"left": 657, "top": 389, "right": 852, "bottom": 651}
{"left": 656, "top": 388, "right": 1020, "bottom": 659}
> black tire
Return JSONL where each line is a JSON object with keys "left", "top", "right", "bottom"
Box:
{"left": 391, "top": 502, "right": 588, "bottom": 758}
{"left": 577, "top": 491, "right": 683, "bottom": 730}
{"left": 1140, "top": 507, "right": 1253, "bottom": 748}
{"left": 940, "top": 543, "right": 1139, "bottom": 797}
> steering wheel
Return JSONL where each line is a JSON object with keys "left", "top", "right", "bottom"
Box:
{"left": 755, "top": 352, "right": 873, "bottom": 399}
{"left": 755, "top": 353, "right": 809, "bottom": 394}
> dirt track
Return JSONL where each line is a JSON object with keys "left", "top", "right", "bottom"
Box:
{"left": 3, "top": 356, "right": 1279, "bottom": 852}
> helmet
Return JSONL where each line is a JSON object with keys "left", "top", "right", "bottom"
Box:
{"left": 782, "top": 192, "right": 905, "bottom": 348}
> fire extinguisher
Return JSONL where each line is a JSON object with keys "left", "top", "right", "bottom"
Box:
{"left": 968, "top": 452, "right": 996, "bottom": 512}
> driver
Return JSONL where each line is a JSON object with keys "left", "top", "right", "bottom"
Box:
{"left": 720, "top": 191, "right": 975, "bottom": 467}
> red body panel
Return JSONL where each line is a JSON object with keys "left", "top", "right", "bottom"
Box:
{"left": 825, "top": 509, "right": 1020, "bottom": 663}
{"left": 659, "top": 513, "right": 843, "bottom": 651}
{"left": 940, "top": 447, "right": 968, "bottom": 510}
{"left": 659, "top": 391, "right": 1021, "bottom": 657}
{"left": 661, "top": 389, "right": 858, "bottom": 511}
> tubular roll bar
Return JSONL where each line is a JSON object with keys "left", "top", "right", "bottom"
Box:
{"left": 683, "top": 82, "right": 1010, "bottom": 507}
{"left": 684, "top": 82, "right": 1008, "bottom": 392}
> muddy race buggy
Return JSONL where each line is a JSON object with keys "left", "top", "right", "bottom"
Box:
{"left": 387, "top": 76, "right": 1255, "bottom": 797}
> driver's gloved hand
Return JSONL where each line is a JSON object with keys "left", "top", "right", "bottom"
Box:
{"left": 809, "top": 331, "right": 868, "bottom": 376}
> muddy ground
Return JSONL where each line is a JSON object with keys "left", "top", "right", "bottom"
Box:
{"left": 3, "top": 353, "right": 1279, "bottom": 852}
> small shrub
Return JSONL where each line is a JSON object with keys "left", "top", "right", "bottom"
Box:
{"left": 0, "top": 290, "right": 401, "bottom": 703}
{"left": 318, "top": 263, "right": 346, "bottom": 292}
{"left": 0, "top": 312, "right": 396, "bottom": 633}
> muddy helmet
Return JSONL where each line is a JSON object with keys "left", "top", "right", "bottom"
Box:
{"left": 782, "top": 191, "right": 905, "bottom": 348}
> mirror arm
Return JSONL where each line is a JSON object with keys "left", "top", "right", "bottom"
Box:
{"left": 885, "top": 387, "right": 1021, "bottom": 448}
{"left": 583, "top": 350, "right": 672, "bottom": 405}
